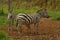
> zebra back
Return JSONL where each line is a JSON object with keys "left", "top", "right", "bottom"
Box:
{"left": 16, "top": 13, "right": 33, "bottom": 24}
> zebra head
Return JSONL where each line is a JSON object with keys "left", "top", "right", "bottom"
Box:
{"left": 37, "top": 8, "right": 49, "bottom": 18}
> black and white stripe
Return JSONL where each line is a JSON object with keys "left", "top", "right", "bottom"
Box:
{"left": 16, "top": 13, "right": 33, "bottom": 25}
{"left": 16, "top": 8, "right": 49, "bottom": 33}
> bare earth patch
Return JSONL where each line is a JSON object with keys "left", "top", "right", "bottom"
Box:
{"left": 1, "top": 18, "right": 60, "bottom": 40}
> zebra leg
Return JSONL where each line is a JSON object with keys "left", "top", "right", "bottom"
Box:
{"left": 34, "top": 22, "right": 39, "bottom": 34}
{"left": 8, "top": 20, "right": 12, "bottom": 31}
{"left": 16, "top": 20, "right": 18, "bottom": 27}
{"left": 16, "top": 20, "right": 20, "bottom": 33}
{"left": 12, "top": 19, "right": 14, "bottom": 25}
{"left": 26, "top": 24, "right": 31, "bottom": 35}
{"left": 36, "top": 23, "right": 39, "bottom": 34}
{"left": 19, "top": 24, "right": 22, "bottom": 33}
{"left": 16, "top": 21, "right": 19, "bottom": 33}
{"left": 8, "top": 20, "right": 13, "bottom": 34}
{"left": 17, "top": 23, "right": 22, "bottom": 33}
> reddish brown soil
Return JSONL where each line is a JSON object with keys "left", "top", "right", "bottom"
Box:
{"left": 1, "top": 18, "right": 60, "bottom": 40}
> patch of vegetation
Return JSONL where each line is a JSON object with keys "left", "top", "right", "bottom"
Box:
{"left": 0, "top": 30, "right": 9, "bottom": 40}
{"left": 13, "top": 6, "right": 39, "bottom": 14}
{"left": 0, "top": 10, "right": 4, "bottom": 15}
{"left": 48, "top": 11, "right": 60, "bottom": 20}
{"left": 0, "top": 16, "right": 8, "bottom": 27}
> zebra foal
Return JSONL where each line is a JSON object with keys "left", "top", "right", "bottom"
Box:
{"left": 16, "top": 8, "right": 49, "bottom": 34}
{"left": 8, "top": 12, "right": 14, "bottom": 31}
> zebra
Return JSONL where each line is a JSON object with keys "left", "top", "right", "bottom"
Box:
{"left": 16, "top": 8, "right": 49, "bottom": 34}
{"left": 8, "top": 12, "right": 14, "bottom": 31}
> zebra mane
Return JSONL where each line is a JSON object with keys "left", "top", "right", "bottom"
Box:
{"left": 36, "top": 8, "right": 47, "bottom": 13}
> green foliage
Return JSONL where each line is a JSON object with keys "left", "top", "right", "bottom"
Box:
{"left": 0, "top": 10, "right": 4, "bottom": 15}
{"left": 48, "top": 11, "right": 60, "bottom": 20}
{"left": 0, "top": 16, "right": 8, "bottom": 27}
{"left": 0, "top": 30, "right": 9, "bottom": 40}
{"left": 13, "top": 6, "right": 39, "bottom": 14}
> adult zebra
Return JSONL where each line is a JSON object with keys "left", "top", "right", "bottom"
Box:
{"left": 16, "top": 8, "right": 49, "bottom": 34}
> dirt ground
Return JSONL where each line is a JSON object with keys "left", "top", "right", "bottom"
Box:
{"left": 1, "top": 18, "right": 60, "bottom": 40}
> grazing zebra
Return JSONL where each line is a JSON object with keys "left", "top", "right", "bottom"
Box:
{"left": 16, "top": 8, "right": 49, "bottom": 34}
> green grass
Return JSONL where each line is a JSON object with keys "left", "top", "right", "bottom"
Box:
{"left": 13, "top": 6, "right": 39, "bottom": 14}
{"left": 48, "top": 11, "right": 60, "bottom": 20}
{"left": 0, "top": 30, "right": 9, "bottom": 40}
{"left": 0, "top": 15, "right": 8, "bottom": 27}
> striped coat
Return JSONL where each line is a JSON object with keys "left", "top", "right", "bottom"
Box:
{"left": 16, "top": 8, "right": 49, "bottom": 33}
